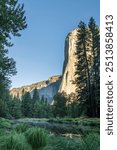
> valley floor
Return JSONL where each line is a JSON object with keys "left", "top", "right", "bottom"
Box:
{"left": 0, "top": 117, "right": 100, "bottom": 150}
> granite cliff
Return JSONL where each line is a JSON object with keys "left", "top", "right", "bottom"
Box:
{"left": 59, "top": 28, "right": 78, "bottom": 95}
{"left": 11, "top": 28, "right": 78, "bottom": 103}
{"left": 10, "top": 75, "right": 61, "bottom": 103}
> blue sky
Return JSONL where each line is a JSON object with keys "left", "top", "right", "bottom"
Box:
{"left": 9, "top": 0, "right": 100, "bottom": 88}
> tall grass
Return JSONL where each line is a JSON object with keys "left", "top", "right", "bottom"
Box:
{"left": 80, "top": 133, "right": 100, "bottom": 150}
{"left": 43, "top": 136, "right": 81, "bottom": 150}
{"left": 15, "top": 123, "right": 28, "bottom": 133}
{"left": 0, "top": 117, "right": 11, "bottom": 129}
{"left": 44, "top": 133, "right": 99, "bottom": 150}
{"left": 25, "top": 127, "right": 48, "bottom": 150}
{"left": 0, "top": 132, "right": 32, "bottom": 150}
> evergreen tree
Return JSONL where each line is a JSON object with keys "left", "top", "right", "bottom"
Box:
{"left": 32, "top": 88, "right": 40, "bottom": 117}
{"left": 32, "top": 88, "right": 40, "bottom": 104}
{"left": 88, "top": 17, "right": 100, "bottom": 117}
{"left": 21, "top": 92, "right": 32, "bottom": 117}
{"left": 41, "top": 95, "right": 45, "bottom": 104}
{"left": 33, "top": 101, "right": 41, "bottom": 118}
{"left": 74, "top": 21, "right": 91, "bottom": 116}
{"left": 33, "top": 101, "right": 52, "bottom": 118}
{"left": 74, "top": 19, "right": 100, "bottom": 117}
{"left": 9, "top": 97, "right": 22, "bottom": 119}
{"left": 0, "top": 0, "right": 27, "bottom": 47}
{"left": 0, "top": 90, "right": 12, "bottom": 118}
{"left": 0, "top": 47, "right": 17, "bottom": 96}
{"left": 0, "top": 98, "right": 9, "bottom": 117}
{"left": 0, "top": 0, "right": 27, "bottom": 90}
{"left": 53, "top": 93, "right": 67, "bottom": 117}
{"left": 0, "top": 0, "right": 27, "bottom": 118}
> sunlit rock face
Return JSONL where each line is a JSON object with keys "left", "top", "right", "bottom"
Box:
{"left": 59, "top": 29, "right": 79, "bottom": 95}
{"left": 10, "top": 75, "right": 61, "bottom": 103}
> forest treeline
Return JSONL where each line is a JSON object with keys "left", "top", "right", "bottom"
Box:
{"left": 0, "top": 0, "right": 100, "bottom": 119}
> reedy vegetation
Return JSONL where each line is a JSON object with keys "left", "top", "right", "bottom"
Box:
{"left": 0, "top": 118, "right": 99, "bottom": 150}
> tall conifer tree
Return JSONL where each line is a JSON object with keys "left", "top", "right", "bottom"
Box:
{"left": 21, "top": 92, "right": 32, "bottom": 117}
{"left": 74, "top": 18, "right": 100, "bottom": 117}
{"left": 88, "top": 17, "right": 100, "bottom": 117}
{"left": 0, "top": 0, "right": 27, "bottom": 117}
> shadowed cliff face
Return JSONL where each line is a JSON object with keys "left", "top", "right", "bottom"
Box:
{"left": 10, "top": 76, "right": 61, "bottom": 103}
{"left": 59, "top": 28, "right": 78, "bottom": 95}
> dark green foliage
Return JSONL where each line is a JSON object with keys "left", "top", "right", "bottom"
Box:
{"left": 0, "top": 48, "right": 17, "bottom": 91}
{"left": 21, "top": 92, "right": 32, "bottom": 117}
{"left": 0, "top": 0, "right": 27, "bottom": 90}
{"left": 9, "top": 97, "right": 22, "bottom": 119}
{"left": 0, "top": 132, "right": 32, "bottom": 150}
{"left": 0, "top": 99, "right": 9, "bottom": 117}
{"left": 32, "top": 88, "right": 40, "bottom": 104}
{"left": 53, "top": 93, "right": 67, "bottom": 117}
{"left": 88, "top": 17, "right": 100, "bottom": 117}
{"left": 41, "top": 95, "right": 45, "bottom": 103}
{"left": 74, "top": 21, "right": 91, "bottom": 116}
{"left": 25, "top": 127, "right": 48, "bottom": 150}
{"left": 20, "top": 90, "right": 53, "bottom": 118}
{"left": 0, "top": 0, "right": 27, "bottom": 118}
{"left": 0, "top": 0, "right": 27, "bottom": 47}
{"left": 33, "top": 101, "right": 52, "bottom": 118}
{"left": 0, "top": 92, "right": 14, "bottom": 118}
{"left": 32, "top": 88, "right": 40, "bottom": 117}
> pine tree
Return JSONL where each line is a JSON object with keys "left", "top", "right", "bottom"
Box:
{"left": 41, "top": 95, "right": 45, "bottom": 104}
{"left": 0, "top": 0, "right": 27, "bottom": 117}
{"left": 32, "top": 88, "right": 40, "bottom": 104}
{"left": 32, "top": 88, "right": 40, "bottom": 117}
{"left": 74, "top": 21, "right": 92, "bottom": 116}
{"left": 0, "top": 47, "right": 17, "bottom": 96}
{"left": 21, "top": 92, "right": 32, "bottom": 117}
{"left": 74, "top": 19, "right": 100, "bottom": 117}
{"left": 53, "top": 93, "right": 67, "bottom": 117}
{"left": 88, "top": 17, "right": 100, "bottom": 117}
{"left": 0, "top": 0, "right": 27, "bottom": 47}
{"left": 0, "top": 98, "right": 9, "bottom": 117}
{"left": 9, "top": 97, "right": 22, "bottom": 119}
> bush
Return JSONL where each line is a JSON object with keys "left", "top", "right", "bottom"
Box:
{"left": 0, "top": 132, "right": 32, "bottom": 150}
{"left": 25, "top": 127, "right": 48, "bottom": 149}
{"left": 15, "top": 123, "right": 28, "bottom": 133}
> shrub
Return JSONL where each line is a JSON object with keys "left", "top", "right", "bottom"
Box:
{"left": 0, "top": 132, "right": 32, "bottom": 150}
{"left": 25, "top": 127, "right": 48, "bottom": 149}
{"left": 15, "top": 123, "right": 28, "bottom": 133}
